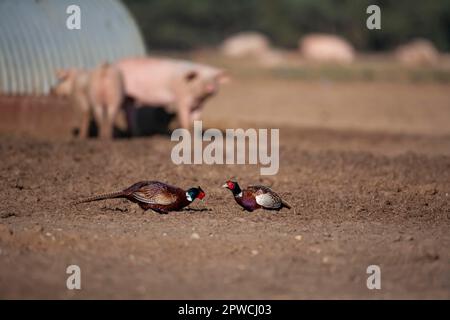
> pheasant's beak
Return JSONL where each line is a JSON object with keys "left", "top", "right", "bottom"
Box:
{"left": 221, "top": 184, "right": 228, "bottom": 188}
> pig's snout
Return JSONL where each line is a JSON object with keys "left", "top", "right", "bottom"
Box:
{"left": 205, "top": 83, "right": 217, "bottom": 94}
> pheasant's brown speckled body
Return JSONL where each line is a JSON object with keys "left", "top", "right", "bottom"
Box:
{"left": 74, "top": 181, "right": 205, "bottom": 214}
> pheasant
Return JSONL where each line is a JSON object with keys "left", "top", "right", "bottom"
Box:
{"left": 74, "top": 181, "right": 205, "bottom": 214}
{"left": 222, "top": 180, "right": 292, "bottom": 212}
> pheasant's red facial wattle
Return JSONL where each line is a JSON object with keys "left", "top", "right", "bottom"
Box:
{"left": 198, "top": 191, "right": 206, "bottom": 200}
{"left": 227, "top": 181, "right": 235, "bottom": 190}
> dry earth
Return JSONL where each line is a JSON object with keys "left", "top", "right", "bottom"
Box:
{"left": 0, "top": 62, "right": 449, "bottom": 299}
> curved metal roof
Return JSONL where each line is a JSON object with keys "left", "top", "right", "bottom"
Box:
{"left": 0, "top": 0, "right": 146, "bottom": 95}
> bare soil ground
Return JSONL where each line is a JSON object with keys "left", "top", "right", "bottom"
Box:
{"left": 0, "top": 62, "right": 449, "bottom": 299}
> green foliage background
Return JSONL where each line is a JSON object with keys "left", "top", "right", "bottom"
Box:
{"left": 123, "top": 0, "right": 450, "bottom": 51}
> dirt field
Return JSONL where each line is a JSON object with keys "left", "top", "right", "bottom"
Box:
{"left": 0, "top": 61, "right": 450, "bottom": 299}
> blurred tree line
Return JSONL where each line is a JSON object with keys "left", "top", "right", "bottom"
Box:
{"left": 123, "top": 0, "right": 450, "bottom": 51}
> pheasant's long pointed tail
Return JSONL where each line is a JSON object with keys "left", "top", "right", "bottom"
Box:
{"left": 71, "top": 191, "right": 126, "bottom": 206}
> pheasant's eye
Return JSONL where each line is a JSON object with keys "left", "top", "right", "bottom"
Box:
{"left": 227, "top": 181, "right": 234, "bottom": 189}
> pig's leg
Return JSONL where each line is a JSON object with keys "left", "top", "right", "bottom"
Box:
{"left": 79, "top": 109, "right": 90, "bottom": 139}
{"left": 99, "top": 111, "right": 113, "bottom": 139}
{"left": 76, "top": 96, "right": 90, "bottom": 139}
{"left": 190, "top": 104, "right": 203, "bottom": 122}
{"left": 102, "top": 96, "right": 122, "bottom": 139}
{"left": 100, "top": 120, "right": 113, "bottom": 139}
{"left": 91, "top": 103, "right": 108, "bottom": 139}
{"left": 99, "top": 106, "right": 114, "bottom": 140}
{"left": 124, "top": 97, "right": 138, "bottom": 136}
{"left": 177, "top": 97, "right": 194, "bottom": 130}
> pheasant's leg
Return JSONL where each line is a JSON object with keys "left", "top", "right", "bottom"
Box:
{"left": 152, "top": 208, "right": 169, "bottom": 215}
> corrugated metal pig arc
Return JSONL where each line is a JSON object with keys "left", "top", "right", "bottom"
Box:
{"left": 0, "top": 0, "right": 146, "bottom": 96}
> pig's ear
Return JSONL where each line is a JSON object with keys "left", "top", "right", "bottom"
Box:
{"left": 185, "top": 70, "right": 198, "bottom": 82}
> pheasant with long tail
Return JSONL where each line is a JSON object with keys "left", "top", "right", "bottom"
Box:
{"left": 73, "top": 181, "right": 205, "bottom": 214}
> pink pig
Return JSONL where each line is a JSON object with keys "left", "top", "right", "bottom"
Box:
{"left": 116, "top": 57, "right": 229, "bottom": 130}
{"left": 52, "top": 63, "right": 124, "bottom": 139}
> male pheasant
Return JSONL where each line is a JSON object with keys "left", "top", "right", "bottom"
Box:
{"left": 222, "top": 180, "right": 291, "bottom": 212}
{"left": 74, "top": 181, "right": 205, "bottom": 214}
